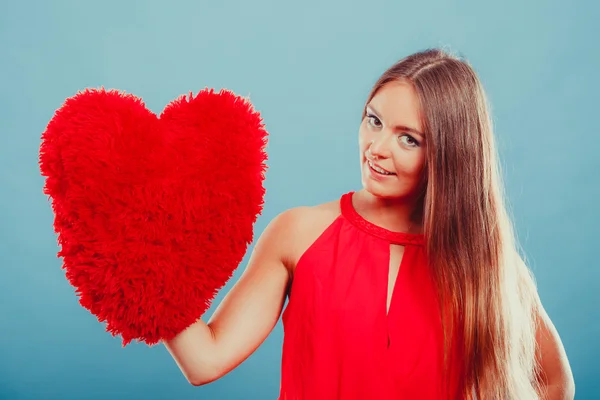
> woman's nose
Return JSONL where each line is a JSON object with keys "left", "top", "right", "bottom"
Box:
{"left": 369, "top": 136, "right": 392, "bottom": 158}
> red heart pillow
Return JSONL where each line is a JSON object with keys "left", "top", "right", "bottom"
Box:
{"left": 39, "top": 87, "right": 268, "bottom": 346}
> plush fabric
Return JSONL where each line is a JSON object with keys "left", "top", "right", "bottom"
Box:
{"left": 39, "top": 87, "right": 268, "bottom": 346}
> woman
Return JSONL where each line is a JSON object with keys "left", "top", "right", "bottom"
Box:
{"left": 164, "top": 48, "right": 575, "bottom": 399}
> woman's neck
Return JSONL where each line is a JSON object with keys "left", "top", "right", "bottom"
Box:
{"left": 353, "top": 189, "right": 423, "bottom": 234}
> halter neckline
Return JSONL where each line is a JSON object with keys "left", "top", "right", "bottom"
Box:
{"left": 340, "top": 192, "right": 425, "bottom": 246}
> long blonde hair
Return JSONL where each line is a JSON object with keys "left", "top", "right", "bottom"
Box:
{"left": 363, "top": 49, "right": 542, "bottom": 399}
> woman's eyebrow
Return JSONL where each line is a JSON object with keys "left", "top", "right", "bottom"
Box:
{"left": 366, "top": 104, "right": 425, "bottom": 137}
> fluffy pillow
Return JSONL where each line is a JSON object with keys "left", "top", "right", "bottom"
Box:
{"left": 39, "top": 87, "right": 268, "bottom": 346}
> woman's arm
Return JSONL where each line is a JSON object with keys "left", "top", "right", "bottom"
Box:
{"left": 535, "top": 303, "right": 575, "bottom": 399}
{"left": 163, "top": 208, "right": 300, "bottom": 385}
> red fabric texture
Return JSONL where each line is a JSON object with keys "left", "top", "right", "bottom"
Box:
{"left": 279, "top": 192, "right": 464, "bottom": 399}
{"left": 39, "top": 88, "right": 268, "bottom": 346}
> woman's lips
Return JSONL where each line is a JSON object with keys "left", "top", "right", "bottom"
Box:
{"left": 367, "top": 159, "right": 396, "bottom": 176}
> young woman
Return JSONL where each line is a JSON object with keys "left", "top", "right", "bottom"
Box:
{"left": 164, "top": 48, "right": 575, "bottom": 399}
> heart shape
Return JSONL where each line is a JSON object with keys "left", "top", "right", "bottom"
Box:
{"left": 39, "top": 87, "right": 268, "bottom": 346}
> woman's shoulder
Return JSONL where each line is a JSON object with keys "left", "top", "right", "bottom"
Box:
{"left": 267, "top": 197, "right": 343, "bottom": 271}
{"left": 275, "top": 197, "right": 341, "bottom": 234}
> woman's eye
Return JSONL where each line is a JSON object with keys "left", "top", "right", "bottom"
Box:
{"left": 366, "top": 113, "right": 382, "bottom": 128}
{"left": 399, "top": 134, "right": 419, "bottom": 147}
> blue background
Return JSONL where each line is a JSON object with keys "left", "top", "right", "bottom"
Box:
{"left": 1, "top": 0, "right": 598, "bottom": 399}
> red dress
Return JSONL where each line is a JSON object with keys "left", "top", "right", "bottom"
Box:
{"left": 278, "top": 192, "right": 464, "bottom": 399}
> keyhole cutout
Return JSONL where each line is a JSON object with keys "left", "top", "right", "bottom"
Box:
{"left": 386, "top": 244, "right": 406, "bottom": 316}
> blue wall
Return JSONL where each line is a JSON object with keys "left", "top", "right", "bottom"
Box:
{"left": 1, "top": 0, "right": 597, "bottom": 398}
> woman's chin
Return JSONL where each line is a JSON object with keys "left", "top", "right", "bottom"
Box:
{"left": 361, "top": 177, "right": 414, "bottom": 202}
{"left": 361, "top": 178, "right": 389, "bottom": 198}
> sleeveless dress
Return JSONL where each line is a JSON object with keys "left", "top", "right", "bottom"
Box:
{"left": 278, "top": 191, "right": 464, "bottom": 399}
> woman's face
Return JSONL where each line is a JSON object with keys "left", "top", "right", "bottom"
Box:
{"left": 359, "top": 80, "right": 427, "bottom": 201}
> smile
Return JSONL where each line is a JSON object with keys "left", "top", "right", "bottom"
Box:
{"left": 367, "top": 160, "right": 396, "bottom": 176}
